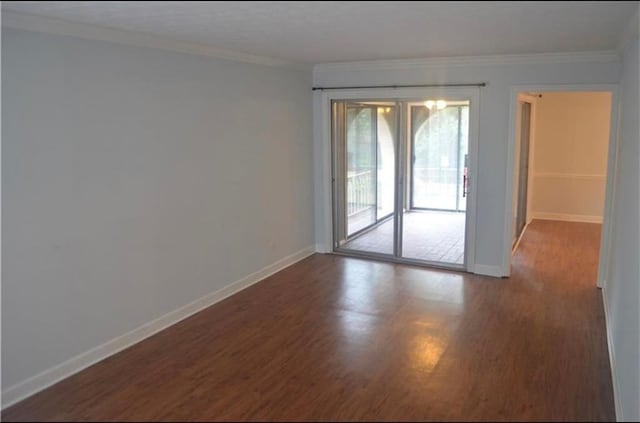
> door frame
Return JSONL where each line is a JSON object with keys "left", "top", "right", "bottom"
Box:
{"left": 503, "top": 84, "right": 620, "bottom": 288}
{"left": 318, "top": 87, "right": 480, "bottom": 272}
{"left": 511, "top": 93, "right": 538, "bottom": 253}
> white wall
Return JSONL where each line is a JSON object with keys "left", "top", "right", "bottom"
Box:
{"left": 531, "top": 92, "right": 611, "bottom": 222}
{"left": 605, "top": 30, "right": 639, "bottom": 421}
{"left": 2, "top": 28, "right": 314, "bottom": 398}
{"left": 313, "top": 55, "right": 620, "bottom": 275}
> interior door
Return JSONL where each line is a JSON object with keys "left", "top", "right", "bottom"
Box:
{"left": 515, "top": 102, "right": 531, "bottom": 242}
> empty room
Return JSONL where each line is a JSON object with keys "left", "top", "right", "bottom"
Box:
{"left": 2, "top": 2, "right": 639, "bottom": 422}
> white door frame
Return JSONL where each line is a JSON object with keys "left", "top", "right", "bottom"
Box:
{"left": 511, "top": 93, "right": 538, "bottom": 253}
{"left": 316, "top": 87, "right": 480, "bottom": 272}
{"left": 503, "top": 84, "right": 620, "bottom": 288}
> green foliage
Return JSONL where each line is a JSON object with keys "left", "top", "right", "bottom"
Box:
{"left": 346, "top": 108, "right": 374, "bottom": 172}
{"left": 414, "top": 106, "right": 462, "bottom": 169}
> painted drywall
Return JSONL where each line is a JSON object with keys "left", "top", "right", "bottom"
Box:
{"left": 531, "top": 92, "right": 611, "bottom": 221}
{"left": 2, "top": 28, "right": 314, "bottom": 392}
{"left": 313, "top": 56, "right": 620, "bottom": 274}
{"left": 605, "top": 31, "right": 640, "bottom": 421}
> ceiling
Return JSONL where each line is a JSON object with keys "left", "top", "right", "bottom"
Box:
{"left": 3, "top": 1, "right": 638, "bottom": 64}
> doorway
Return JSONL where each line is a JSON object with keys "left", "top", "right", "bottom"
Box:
{"left": 332, "top": 95, "right": 475, "bottom": 270}
{"left": 512, "top": 96, "right": 535, "bottom": 249}
{"left": 507, "top": 89, "right": 616, "bottom": 287}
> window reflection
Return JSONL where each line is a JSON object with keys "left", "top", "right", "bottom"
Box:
{"left": 410, "top": 333, "right": 447, "bottom": 373}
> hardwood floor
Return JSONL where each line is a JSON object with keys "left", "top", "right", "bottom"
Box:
{"left": 2, "top": 219, "right": 615, "bottom": 421}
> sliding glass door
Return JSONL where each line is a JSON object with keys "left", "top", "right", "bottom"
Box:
{"left": 332, "top": 96, "right": 472, "bottom": 269}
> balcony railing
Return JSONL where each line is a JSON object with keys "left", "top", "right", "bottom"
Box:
{"left": 347, "top": 170, "right": 374, "bottom": 217}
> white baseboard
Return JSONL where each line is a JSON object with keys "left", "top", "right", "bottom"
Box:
{"left": 473, "top": 264, "right": 506, "bottom": 278}
{"left": 1, "top": 246, "right": 316, "bottom": 409}
{"left": 511, "top": 221, "right": 531, "bottom": 255}
{"left": 531, "top": 212, "right": 603, "bottom": 223}
{"left": 601, "top": 286, "right": 622, "bottom": 421}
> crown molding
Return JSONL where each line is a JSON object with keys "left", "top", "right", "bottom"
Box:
{"left": 313, "top": 50, "right": 621, "bottom": 75}
{"left": 1, "top": 11, "right": 311, "bottom": 72}
{"left": 0, "top": 10, "right": 625, "bottom": 79}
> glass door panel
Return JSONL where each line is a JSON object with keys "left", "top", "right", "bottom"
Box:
{"left": 333, "top": 101, "right": 397, "bottom": 256}
{"left": 346, "top": 106, "right": 376, "bottom": 235}
{"left": 411, "top": 105, "right": 464, "bottom": 211}
{"left": 403, "top": 101, "right": 469, "bottom": 265}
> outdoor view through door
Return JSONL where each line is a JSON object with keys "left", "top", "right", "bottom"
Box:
{"left": 333, "top": 99, "right": 470, "bottom": 268}
{"left": 405, "top": 101, "right": 469, "bottom": 264}
{"left": 345, "top": 104, "right": 396, "bottom": 243}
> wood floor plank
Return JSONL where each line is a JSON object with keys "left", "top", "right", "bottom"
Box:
{"left": 2, "top": 219, "right": 615, "bottom": 421}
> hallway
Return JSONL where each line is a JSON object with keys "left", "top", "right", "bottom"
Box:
{"left": 3, "top": 221, "right": 614, "bottom": 421}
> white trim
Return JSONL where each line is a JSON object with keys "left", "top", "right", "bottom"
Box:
{"left": 1, "top": 246, "right": 316, "bottom": 409}
{"left": 316, "top": 87, "right": 479, "bottom": 272}
{"left": 313, "top": 51, "right": 620, "bottom": 75}
{"left": 601, "top": 286, "right": 622, "bottom": 421}
{"left": 533, "top": 173, "right": 607, "bottom": 181}
{"left": 516, "top": 93, "right": 538, "bottom": 227}
{"left": 315, "top": 90, "right": 333, "bottom": 253}
{"left": 466, "top": 90, "right": 481, "bottom": 274}
{"left": 511, "top": 221, "right": 530, "bottom": 255}
{"left": 597, "top": 89, "right": 622, "bottom": 290}
{"left": 505, "top": 89, "right": 519, "bottom": 277}
{"left": 503, "top": 84, "right": 619, "bottom": 283}
{"left": 512, "top": 95, "right": 537, "bottom": 247}
{"left": 1, "top": 11, "right": 310, "bottom": 71}
{"left": 530, "top": 212, "right": 603, "bottom": 223}
{"left": 473, "top": 264, "right": 505, "bottom": 278}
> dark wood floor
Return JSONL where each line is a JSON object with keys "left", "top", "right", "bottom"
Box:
{"left": 3, "top": 219, "right": 615, "bottom": 421}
